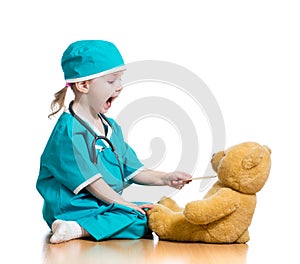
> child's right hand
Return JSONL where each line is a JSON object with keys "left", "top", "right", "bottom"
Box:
{"left": 121, "top": 202, "right": 154, "bottom": 215}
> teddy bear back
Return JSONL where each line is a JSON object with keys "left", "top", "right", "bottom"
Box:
{"left": 213, "top": 142, "right": 271, "bottom": 194}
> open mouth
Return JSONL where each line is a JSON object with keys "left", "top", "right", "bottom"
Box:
{"left": 105, "top": 96, "right": 117, "bottom": 109}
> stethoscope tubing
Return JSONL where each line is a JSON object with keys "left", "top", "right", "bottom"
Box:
{"left": 68, "top": 101, "right": 125, "bottom": 186}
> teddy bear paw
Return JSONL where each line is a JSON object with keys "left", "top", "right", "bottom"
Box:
{"left": 147, "top": 204, "right": 174, "bottom": 237}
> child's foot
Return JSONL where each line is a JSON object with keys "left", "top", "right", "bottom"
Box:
{"left": 50, "top": 220, "right": 89, "bottom": 244}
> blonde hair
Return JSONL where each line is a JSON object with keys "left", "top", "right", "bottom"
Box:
{"left": 48, "top": 86, "right": 69, "bottom": 118}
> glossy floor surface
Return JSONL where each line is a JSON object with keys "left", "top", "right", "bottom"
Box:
{"left": 43, "top": 235, "right": 249, "bottom": 264}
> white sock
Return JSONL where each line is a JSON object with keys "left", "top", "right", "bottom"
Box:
{"left": 50, "top": 220, "right": 89, "bottom": 244}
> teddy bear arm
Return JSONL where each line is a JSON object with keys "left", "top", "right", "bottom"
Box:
{"left": 183, "top": 188, "right": 237, "bottom": 225}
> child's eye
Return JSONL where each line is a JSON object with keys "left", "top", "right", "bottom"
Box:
{"left": 108, "top": 78, "right": 122, "bottom": 85}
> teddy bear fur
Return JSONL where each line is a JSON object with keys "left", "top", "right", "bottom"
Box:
{"left": 147, "top": 142, "right": 271, "bottom": 243}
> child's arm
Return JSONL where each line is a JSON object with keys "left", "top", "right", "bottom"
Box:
{"left": 132, "top": 169, "right": 192, "bottom": 189}
{"left": 85, "top": 177, "right": 153, "bottom": 214}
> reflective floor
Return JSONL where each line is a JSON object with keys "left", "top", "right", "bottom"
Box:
{"left": 42, "top": 235, "right": 249, "bottom": 264}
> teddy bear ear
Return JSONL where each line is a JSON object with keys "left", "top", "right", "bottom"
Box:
{"left": 242, "top": 146, "right": 265, "bottom": 169}
{"left": 263, "top": 145, "right": 272, "bottom": 154}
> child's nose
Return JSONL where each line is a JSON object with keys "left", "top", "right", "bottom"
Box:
{"left": 116, "top": 84, "right": 123, "bottom": 92}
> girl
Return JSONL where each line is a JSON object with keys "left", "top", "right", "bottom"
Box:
{"left": 36, "top": 40, "right": 192, "bottom": 244}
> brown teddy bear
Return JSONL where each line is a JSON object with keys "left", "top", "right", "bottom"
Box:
{"left": 147, "top": 142, "right": 271, "bottom": 243}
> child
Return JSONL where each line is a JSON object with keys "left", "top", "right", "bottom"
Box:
{"left": 36, "top": 40, "right": 192, "bottom": 244}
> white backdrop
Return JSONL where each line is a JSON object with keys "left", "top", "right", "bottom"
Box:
{"left": 1, "top": 1, "right": 299, "bottom": 263}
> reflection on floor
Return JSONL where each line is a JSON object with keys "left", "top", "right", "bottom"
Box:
{"left": 43, "top": 234, "right": 248, "bottom": 264}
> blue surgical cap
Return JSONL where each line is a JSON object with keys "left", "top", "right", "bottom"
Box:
{"left": 61, "top": 40, "right": 125, "bottom": 82}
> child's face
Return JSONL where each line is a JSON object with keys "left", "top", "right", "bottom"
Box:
{"left": 88, "top": 71, "right": 124, "bottom": 114}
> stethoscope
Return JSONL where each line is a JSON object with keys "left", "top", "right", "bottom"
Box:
{"left": 68, "top": 101, "right": 125, "bottom": 186}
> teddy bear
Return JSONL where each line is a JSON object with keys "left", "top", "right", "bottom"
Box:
{"left": 147, "top": 142, "right": 271, "bottom": 243}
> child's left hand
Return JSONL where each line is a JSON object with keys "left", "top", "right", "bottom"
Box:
{"left": 164, "top": 171, "right": 192, "bottom": 189}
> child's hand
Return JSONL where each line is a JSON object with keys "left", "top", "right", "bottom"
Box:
{"left": 121, "top": 202, "right": 154, "bottom": 215}
{"left": 164, "top": 171, "right": 192, "bottom": 189}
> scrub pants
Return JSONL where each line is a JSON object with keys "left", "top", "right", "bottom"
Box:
{"left": 76, "top": 203, "right": 148, "bottom": 241}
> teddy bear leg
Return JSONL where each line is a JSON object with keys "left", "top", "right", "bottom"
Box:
{"left": 158, "top": 197, "right": 183, "bottom": 212}
{"left": 147, "top": 204, "right": 211, "bottom": 241}
{"left": 236, "top": 229, "right": 250, "bottom": 243}
{"left": 147, "top": 204, "right": 185, "bottom": 239}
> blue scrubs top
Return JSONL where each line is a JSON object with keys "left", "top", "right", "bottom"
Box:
{"left": 36, "top": 112, "right": 148, "bottom": 240}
